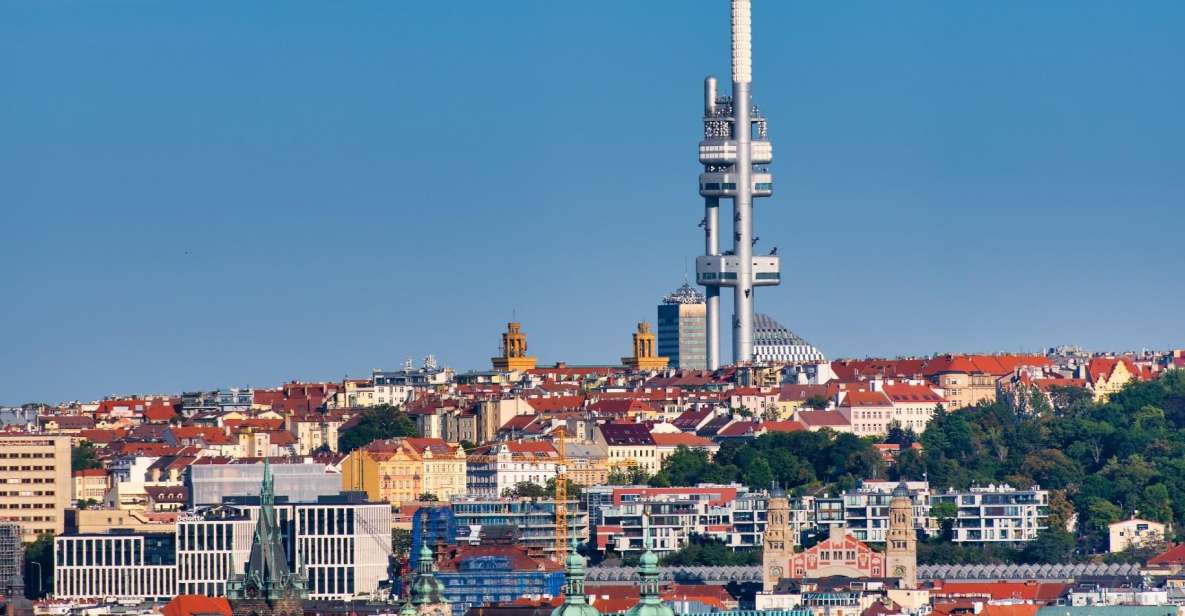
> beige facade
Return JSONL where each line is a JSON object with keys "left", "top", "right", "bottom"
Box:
{"left": 1109, "top": 517, "right": 1165, "bottom": 553}
{"left": 72, "top": 470, "right": 109, "bottom": 505}
{"left": 68, "top": 508, "right": 176, "bottom": 534}
{"left": 0, "top": 434, "right": 72, "bottom": 541}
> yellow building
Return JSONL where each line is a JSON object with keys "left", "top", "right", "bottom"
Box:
{"left": 341, "top": 437, "right": 466, "bottom": 504}
{"left": 0, "top": 434, "right": 72, "bottom": 541}
{"left": 622, "top": 322, "right": 669, "bottom": 371}
{"left": 492, "top": 322, "right": 537, "bottom": 372}
{"left": 1087, "top": 357, "right": 1140, "bottom": 401}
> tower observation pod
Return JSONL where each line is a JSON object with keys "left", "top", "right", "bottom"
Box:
{"left": 698, "top": 0, "right": 778, "bottom": 368}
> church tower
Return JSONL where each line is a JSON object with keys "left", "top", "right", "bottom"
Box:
{"left": 409, "top": 544, "right": 451, "bottom": 616}
{"left": 622, "top": 322, "right": 670, "bottom": 371}
{"left": 624, "top": 548, "right": 674, "bottom": 616}
{"left": 762, "top": 488, "right": 793, "bottom": 592}
{"left": 885, "top": 482, "right": 917, "bottom": 589}
{"left": 492, "top": 322, "right": 538, "bottom": 372}
{"left": 226, "top": 460, "right": 307, "bottom": 616}
{"left": 551, "top": 543, "right": 599, "bottom": 616}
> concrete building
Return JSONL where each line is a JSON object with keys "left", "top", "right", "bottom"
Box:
{"left": 931, "top": 484, "right": 1049, "bottom": 543}
{"left": 838, "top": 481, "right": 931, "bottom": 543}
{"left": 752, "top": 314, "right": 825, "bottom": 365}
{"left": 657, "top": 283, "right": 707, "bottom": 370}
{"left": 0, "top": 434, "right": 72, "bottom": 541}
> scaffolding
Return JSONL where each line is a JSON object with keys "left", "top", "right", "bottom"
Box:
{"left": 0, "top": 521, "right": 23, "bottom": 597}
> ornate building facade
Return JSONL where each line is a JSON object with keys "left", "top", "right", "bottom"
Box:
{"left": 226, "top": 461, "right": 307, "bottom": 616}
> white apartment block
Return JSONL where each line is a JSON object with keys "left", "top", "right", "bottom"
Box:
{"left": 931, "top": 484, "right": 1049, "bottom": 543}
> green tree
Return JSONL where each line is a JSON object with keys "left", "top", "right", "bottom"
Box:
{"left": 502, "top": 481, "right": 548, "bottom": 499}
{"left": 931, "top": 502, "right": 958, "bottom": 540}
{"left": 391, "top": 528, "right": 412, "bottom": 558}
{"left": 1019, "top": 528, "right": 1076, "bottom": 564}
{"left": 23, "top": 533, "right": 53, "bottom": 598}
{"left": 659, "top": 535, "right": 760, "bottom": 566}
{"left": 742, "top": 458, "right": 773, "bottom": 490}
{"left": 804, "top": 394, "right": 830, "bottom": 411}
{"left": 338, "top": 405, "right": 418, "bottom": 453}
{"left": 417, "top": 493, "right": 439, "bottom": 502}
{"left": 546, "top": 477, "right": 584, "bottom": 500}
{"left": 72, "top": 442, "right": 101, "bottom": 471}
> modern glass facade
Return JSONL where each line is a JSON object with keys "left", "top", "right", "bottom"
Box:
{"left": 657, "top": 284, "right": 707, "bottom": 370}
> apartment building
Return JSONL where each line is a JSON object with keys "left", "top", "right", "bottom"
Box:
{"left": 931, "top": 484, "right": 1049, "bottom": 543}
{"left": 0, "top": 434, "right": 72, "bottom": 541}
{"left": 587, "top": 484, "right": 767, "bottom": 557}
{"left": 465, "top": 441, "right": 559, "bottom": 499}
{"left": 837, "top": 481, "right": 931, "bottom": 543}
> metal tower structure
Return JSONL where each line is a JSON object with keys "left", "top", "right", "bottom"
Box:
{"left": 698, "top": 0, "right": 779, "bottom": 368}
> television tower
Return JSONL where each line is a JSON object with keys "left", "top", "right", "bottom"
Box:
{"left": 698, "top": 0, "right": 779, "bottom": 368}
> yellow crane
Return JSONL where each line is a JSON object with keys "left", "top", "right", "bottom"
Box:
{"left": 554, "top": 426, "right": 568, "bottom": 562}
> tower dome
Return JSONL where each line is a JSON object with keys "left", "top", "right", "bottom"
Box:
{"left": 552, "top": 544, "right": 598, "bottom": 616}
{"left": 624, "top": 548, "right": 673, "bottom": 616}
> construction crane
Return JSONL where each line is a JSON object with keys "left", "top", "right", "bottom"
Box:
{"left": 554, "top": 426, "right": 568, "bottom": 563}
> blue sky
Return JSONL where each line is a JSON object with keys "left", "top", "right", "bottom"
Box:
{"left": 2, "top": 1, "right": 1182, "bottom": 403}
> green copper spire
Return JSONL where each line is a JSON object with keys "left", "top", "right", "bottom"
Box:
{"left": 624, "top": 544, "right": 673, "bottom": 616}
{"left": 410, "top": 544, "right": 447, "bottom": 606}
{"left": 552, "top": 541, "right": 598, "bottom": 616}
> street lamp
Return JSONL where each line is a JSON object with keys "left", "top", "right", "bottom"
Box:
{"left": 28, "top": 561, "right": 42, "bottom": 596}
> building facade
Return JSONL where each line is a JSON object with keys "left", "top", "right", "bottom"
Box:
{"left": 54, "top": 532, "right": 177, "bottom": 601}
{"left": 657, "top": 283, "right": 707, "bottom": 370}
{"left": 589, "top": 485, "right": 766, "bottom": 557}
{"left": 0, "top": 434, "right": 72, "bottom": 541}
{"left": 449, "top": 498, "right": 587, "bottom": 557}
{"left": 465, "top": 441, "right": 559, "bottom": 499}
{"left": 931, "top": 484, "right": 1049, "bottom": 543}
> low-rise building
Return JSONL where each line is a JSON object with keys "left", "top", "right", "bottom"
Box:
{"left": 1109, "top": 517, "right": 1166, "bottom": 553}
{"left": 72, "top": 469, "right": 110, "bottom": 505}
{"left": 466, "top": 441, "right": 559, "bottom": 499}
{"left": 593, "top": 424, "right": 659, "bottom": 474}
{"left": 449, "top": 498, "right": 587, "bottom": 557}
{"left": 588, "top": 484, "right": 766, "bottom": 556}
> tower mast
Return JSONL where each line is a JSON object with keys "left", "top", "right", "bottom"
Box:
{"left": 696, "top": 0, "right": 779, "bottom": 367}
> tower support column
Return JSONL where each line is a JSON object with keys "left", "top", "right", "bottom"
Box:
{"left": 705, "top": 197, "right": 720, "bottom": 370}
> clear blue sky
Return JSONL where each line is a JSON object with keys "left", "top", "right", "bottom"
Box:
{"left": 2, "top": 1, "right": 1182, "bottom": 403}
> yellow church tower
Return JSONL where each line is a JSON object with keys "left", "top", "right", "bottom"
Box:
{"left": 762, "top": 488, "right": 794, "bottom": 592}
{"left": 492, "top": 322, "right": 537, "bottom": 372}
{"left": 885, "top": 482, "right": 918, "bottom": 589}
{"left": 622, "top": 322, "right": 669, "bottom": 371}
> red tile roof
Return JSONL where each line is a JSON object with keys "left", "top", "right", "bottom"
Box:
{"left": 716, "top": 420, "right": 759, "bottom": 438}
{"left": 881, "top": 383, "right": 946, "bottom": 404}
{"left": 651, "top": 432, "right": 716, "bottom": 448}
{"left": 841, "top": 390, "right": 893, "bottom": 408}
{"left": 761, "top": 420, "right": 807, "bottom": 433}
{"left": 526, "top": 396, "right": 585, "bottom": 412}
{"left": 798, "top": 410, "right": 851, "bottom": 427}
{"left": 1149, "top": 543, "right": 1185, "bottom": 565}
{"left": 162, "top": 595, "right": 231, "bottom": 616}
{"left": 931, "top": 581, "right": 1068, "bottom": 602}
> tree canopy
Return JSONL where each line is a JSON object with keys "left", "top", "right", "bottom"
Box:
{"left": 338, "top": 404, "right": 418, "bottom": 454}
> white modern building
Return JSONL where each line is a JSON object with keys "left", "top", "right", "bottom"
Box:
{"left": 55, "top": 532, "right": 177, "bottom": 601}
{"left": 55, "top": 493, "right": 392, "bottom": 602}
{"left": 931, "top": 484, "right": 1049, "bottom": 543}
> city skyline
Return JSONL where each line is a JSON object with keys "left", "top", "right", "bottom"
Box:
{"left": 3, "top": 1, "right": 1183, "bottom": 402}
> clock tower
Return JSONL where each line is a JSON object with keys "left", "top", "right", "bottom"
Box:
{"left": 885, "top": 482, "right": 917, "bottom": 589}
{"left": 762, "top": 488, "right": 793, "bottom": 592}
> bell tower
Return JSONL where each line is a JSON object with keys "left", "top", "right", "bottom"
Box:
{"left": 622, "top": 322, "right": 670, "bottom": 371}
{"left": 492, "top": 322, "right": 537, "bottom": 372}
{"left": 885, "top": 482, "right": 917, "bottom": 589}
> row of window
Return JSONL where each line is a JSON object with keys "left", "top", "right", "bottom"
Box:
{"left": 0, "top": 453, "right": 56, "bottom": 459}
{"left": 700, "top": 182, "right": 774, "bottom": 191}
{"left": 0, "top": 490, "right": 55, "bottom": 497}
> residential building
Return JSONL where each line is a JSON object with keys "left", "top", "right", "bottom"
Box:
{"left": 449, "top": 498, "right": 587, "bottom": 557}
{"left": 466, "top": 441, "right": 559, "bottom": 499}
{"left": 931, "top": 484, "right": 1049, "bottom": 543}
{"left": 341, "top": 437, "right": 467, "bottom": 504}
{"left": 589, "top": 484, "right": 766, "bottom": 556}
{"left": 593, "top": 424, "right": 659, "bottom": 474}
{"left": 372, "top": 357, "right": 454, "bottom": 407}
{"left": 563, "top": 443, "right": 610, "bottom": 487}
{"left": 72, "top": 469, "right": 110, "bottom": 505}
{"left": 1109, "top": 517, "right": 1166, "bottom": 553}
{"left": 837, "top": 391, "right": 894, "bottom": 437}
{"left": 651, "top": 432, "right": 718, "bottom": 466}
{"left": 838, "top": 481, "right": 931, "bottom": 543}
{"left": 0, "top": 434, "right": 72, "bottom": 541}
{"left": 752, "top": 314, "right": 825, "bottom": 365}
{"left": 656, "top": 283, "right": 707, "bottom": 370}
{"left": 882, "top": 383, "right": 946, "bottom": 433}
{"left": 1085, "top": 357, "right": 1141, "bottom": 401}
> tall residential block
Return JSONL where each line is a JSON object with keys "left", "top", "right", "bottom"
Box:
{"left": 657, "top": 283, "right": 707, "bottom": 370}
{"left": 0, "top": 434, "right": 72, "bottom": 541}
